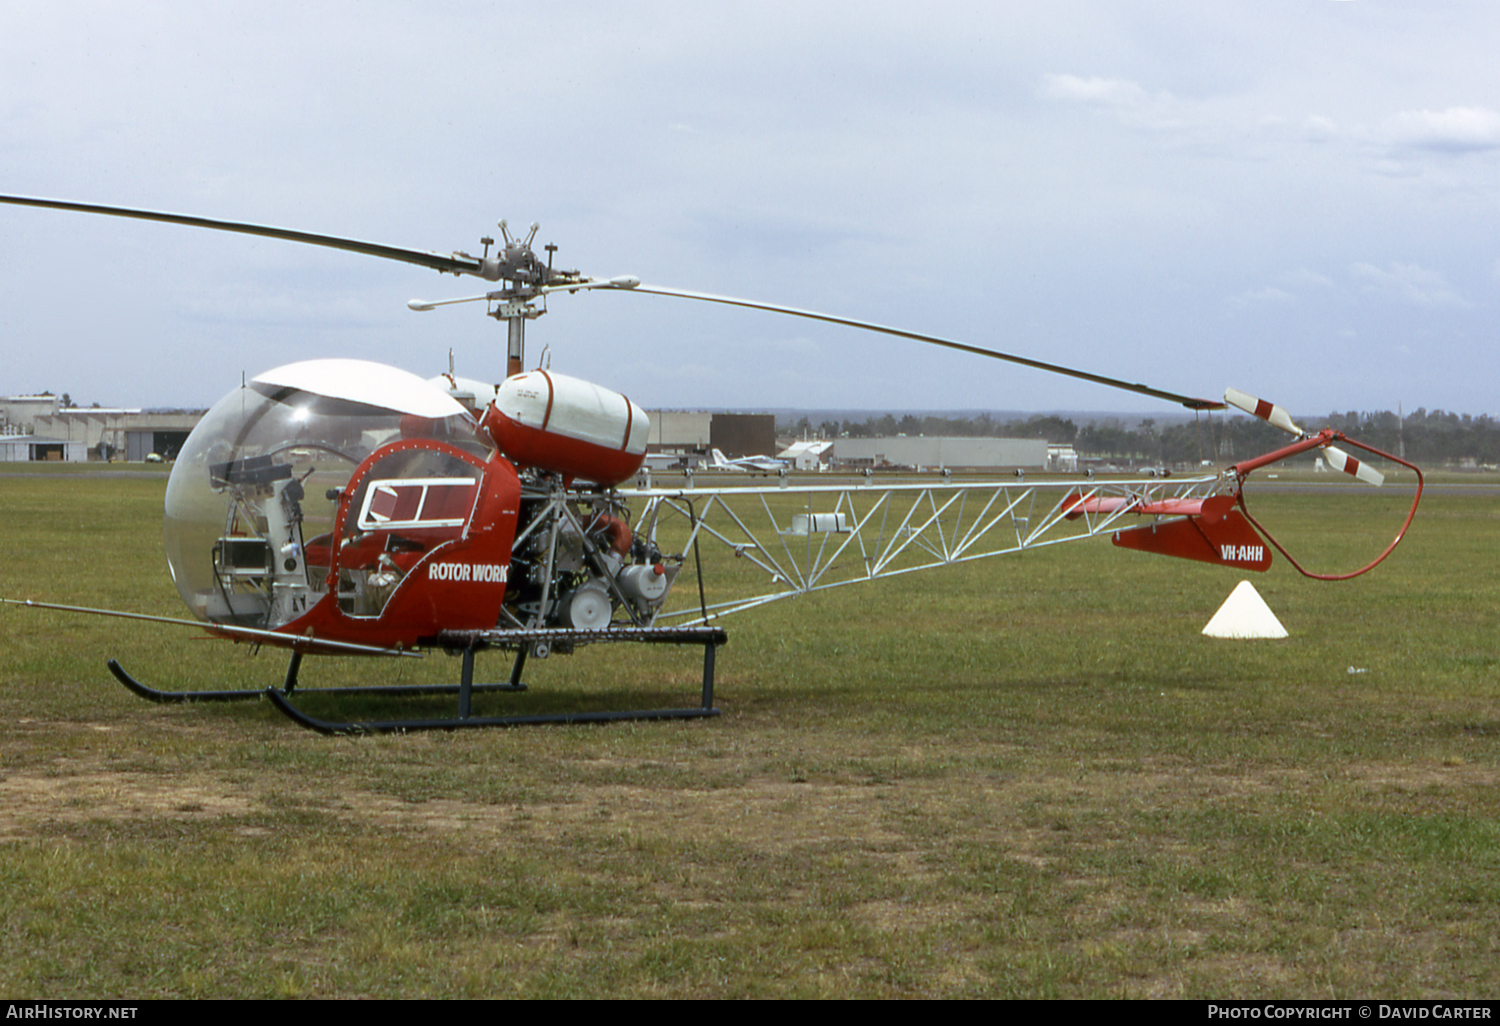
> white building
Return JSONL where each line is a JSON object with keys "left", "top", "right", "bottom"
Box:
{"left": 1048, "top": 444, "right": 1079, "bottom": 472}
{"left": 0, "top": 394, "right": 61, "bottom": 432}
{"left": 778, "top": 440, "right": 834, "bottom": 470}
{"left": 1, "top": 409, "right": 204, "bottom": 461}
{"left": 0, "top": 433, "right": 88, "bottom": 462}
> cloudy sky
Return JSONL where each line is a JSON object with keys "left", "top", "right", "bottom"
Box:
{"left": 2, "top": 1, "right": 1496, "bottom": 419}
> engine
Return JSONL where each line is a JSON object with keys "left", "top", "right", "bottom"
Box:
{"left": 506, "top": 492, "right": 678, "bottom": 637}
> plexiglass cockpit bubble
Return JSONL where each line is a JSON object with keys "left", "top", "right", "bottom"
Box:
{"left": 163, "top": 360, "right": 480, "bottom": 628}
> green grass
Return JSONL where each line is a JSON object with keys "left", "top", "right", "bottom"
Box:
{"left": 0, "top": 466, "right": 1497, "bottom": 997}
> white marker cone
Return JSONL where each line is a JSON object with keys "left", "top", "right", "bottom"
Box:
{"left": 1202, "top": 580, "right": 1288, "bottom": 639}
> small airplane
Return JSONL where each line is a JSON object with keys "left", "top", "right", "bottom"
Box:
{"left": 0, "top": 194, "right": 1425, "bottom": 734}
{"left": 709, "top": 448, "right": 788, "bottom": 474}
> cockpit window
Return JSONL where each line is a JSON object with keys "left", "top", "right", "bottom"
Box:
{"left": 335, "top": 444, "right": 485, "bottom": 618}
{"left": 164, "top": 369, "right": 478, "bottom": 630}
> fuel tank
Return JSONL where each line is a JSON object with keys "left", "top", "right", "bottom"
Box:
{"left": 479, "top": 370, "right": 649, "bottom": 486}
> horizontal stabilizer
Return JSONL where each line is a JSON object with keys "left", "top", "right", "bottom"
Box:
{"left": 1064, "top": 493, "right": 1234, "bottom": 524}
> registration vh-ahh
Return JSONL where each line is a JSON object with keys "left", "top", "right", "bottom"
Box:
{"left": 0, "top": 195, "right": 1425, "bottom": 734}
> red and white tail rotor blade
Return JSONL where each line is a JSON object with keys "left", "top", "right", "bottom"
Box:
{"left": 1224, "top": 387, "right": 1303, "bottom": 437}
{"left": 1225, "top": 387, "right": 1385, "bottom": 486}
{"left": 1322, "top": 445, "right": 1385, "bottom": 487}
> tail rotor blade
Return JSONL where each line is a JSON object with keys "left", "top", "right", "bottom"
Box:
{"left": 1224, "top": 387, "right": 1303, "bottom": 437}
{"left": 1226, "top": 388, "right": 1385, "bottom": 486}
{"left": 1324, "top": 445, "right": 1385, "bottom": 487}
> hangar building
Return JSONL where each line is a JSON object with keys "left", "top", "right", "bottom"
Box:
{"left": 645, "top": 411, "right": 777, "bottom": 464}
{"left": 1, "top": 403, "right": 204, "bottom": 462}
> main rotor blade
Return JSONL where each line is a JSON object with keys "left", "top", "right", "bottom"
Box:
{"left": 618, "top": 283, "right": 1225, "bottom": 411}
{"left": 0, "top": 194, "right": 485, "bottom": 277}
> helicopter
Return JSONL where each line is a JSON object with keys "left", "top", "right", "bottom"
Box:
{"left": 0, "top": 195, "right": 1425, "bottom": 734}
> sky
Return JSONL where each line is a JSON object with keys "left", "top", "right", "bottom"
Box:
{"left": 2, "top": 1, "right": 1497, "bottom": 420}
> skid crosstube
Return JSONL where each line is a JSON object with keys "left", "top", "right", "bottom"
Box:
{"left": 270, "top": 625, "right": 728, "bottom": 735}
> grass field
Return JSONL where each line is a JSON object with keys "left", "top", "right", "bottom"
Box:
{"left": 0, "top": 465, "right": 1496, "bottom": 998}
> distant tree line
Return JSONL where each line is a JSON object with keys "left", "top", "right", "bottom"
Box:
{"left": 785, "top": 409, "right": 1500, "bottom": 466}
{"left": 1320, "top": 409, "right": 1500, "bottom": 466}
{"left": 788, "top": 413, "right": 1082, "bottom": 443}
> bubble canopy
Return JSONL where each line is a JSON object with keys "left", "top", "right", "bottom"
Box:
{"left": 258, "top": 359, "right": 470, "bottom": 419}
{"left": 164, "top": 360, "right": 478, "bottom": 627}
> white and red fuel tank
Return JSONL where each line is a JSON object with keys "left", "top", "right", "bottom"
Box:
{"left": 479, "top": 370, "right": 649, "bottom": 486}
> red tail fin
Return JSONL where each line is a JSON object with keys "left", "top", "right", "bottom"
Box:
{"left": 1111, "top": 507, "right": 1270, "bottom": 571}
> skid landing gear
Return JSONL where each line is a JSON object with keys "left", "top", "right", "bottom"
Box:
{"left": 107, "top": 651, "right": 527, "bottom": 705}
{"left": 108, "top": 626, "right": 728, "bottom": 735}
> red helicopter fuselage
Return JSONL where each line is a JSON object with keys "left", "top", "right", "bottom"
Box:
{"left": 169, "top": 360, "right": 659, "bottom": 656}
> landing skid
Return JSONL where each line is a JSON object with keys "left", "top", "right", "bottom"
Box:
{"left": 106, "top": 651, "right": 528, "bottom": 704}
{"left": 109, "top": 625, "right": 728, "bottom": 735}
{"left": 265, "top": 687, "right": 720, "bottom": 735}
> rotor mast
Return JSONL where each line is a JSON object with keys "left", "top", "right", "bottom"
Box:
{"left": 484, "top": 221, "right": 575, "bottom": 379}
